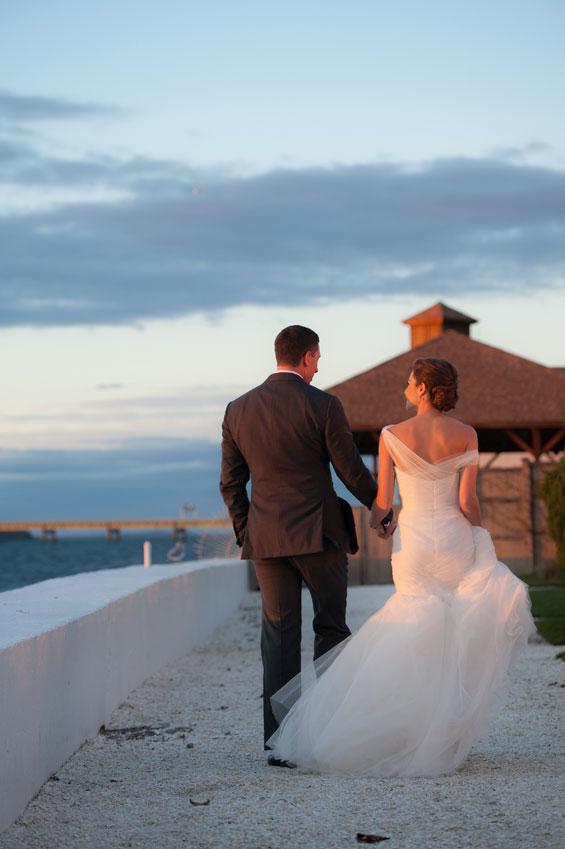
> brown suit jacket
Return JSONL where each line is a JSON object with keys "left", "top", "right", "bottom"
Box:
{"left": 220, "top": 372, "right": 377, "bottom": 560}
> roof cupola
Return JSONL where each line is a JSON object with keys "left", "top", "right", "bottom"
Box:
{"left": 403, "top": 302, "right": 477, "bottom": 349}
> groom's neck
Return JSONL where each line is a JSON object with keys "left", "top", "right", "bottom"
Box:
{"left": 276, "top": 364, "right": 310, "bottom": 382}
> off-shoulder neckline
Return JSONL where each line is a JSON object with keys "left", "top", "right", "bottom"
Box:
{"left": 382, "top": 425, "right": 479, "bottom": 467}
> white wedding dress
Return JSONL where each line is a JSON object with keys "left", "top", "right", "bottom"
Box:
{"left": 266, "top": 426, "right": 536, "bottom": 777}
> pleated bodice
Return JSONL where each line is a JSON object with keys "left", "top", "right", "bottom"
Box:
{"left": 382, "top": 426, "right": 480, "bottom": 596}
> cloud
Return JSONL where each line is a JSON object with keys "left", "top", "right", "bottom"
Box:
{"left": 0, "top": 385, "right": 247, "bottom": 451}
{"left": 1, "top": 111, "right": 564, "bottom": 327}
{"left": 0, "top": 439, "right": 225, "bottom": 520}
{"left": 490, "top": 141, "right": 554, "bottom": 162}
{"left": 3, "top": 386, "right": 244, "bottom": 423}
{"left": 0, "top": 435, "right": 367, "bottom": 522}
{"left": 0, "top": 89, "right": 124, "bottom": 124}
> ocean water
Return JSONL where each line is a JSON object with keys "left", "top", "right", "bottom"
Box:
{"left": 0, "top": 529, "right": 239, "bottom": 594}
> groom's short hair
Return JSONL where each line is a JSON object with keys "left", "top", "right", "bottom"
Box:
{"left": 275, "top": 325, "right": 319, "bottom": 366}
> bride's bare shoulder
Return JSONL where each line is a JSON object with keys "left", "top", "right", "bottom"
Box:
{"left": 386, "top": 417, "right": 477, "bottom": 453}
{"left": 384, "top": 418, "right": 412, "bottom": 435}
{"left": 383, "top": 420, "right": 411, "bottom": 442}
{"left": 444, "top": 418, "right": 478, "bottom": 448}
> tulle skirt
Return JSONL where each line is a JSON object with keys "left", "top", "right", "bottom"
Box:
{"left": 266, "top": 527, "right": 535, "bottom": 777}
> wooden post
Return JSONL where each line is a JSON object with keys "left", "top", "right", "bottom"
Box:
{"left": 359, "top": 508, "right": 369, "bottom": 585}
{"left": 530, "top": 460, "right": 543, "bottom": 574}
{"left": 370, "top": 431, "right": 381, "bottom": 480}
{"left": 532, "top": 428, "right": 542, "bottom": 459}
{"left": 40, "top": 528, "right": 57, "bottom": 543}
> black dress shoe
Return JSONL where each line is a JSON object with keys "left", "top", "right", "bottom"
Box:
{"left": 267, "top": 755, "right": 297, "bottom": 769}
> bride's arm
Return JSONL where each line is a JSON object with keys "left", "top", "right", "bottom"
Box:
{"left": 371, "top": 432, "right": 395, "bottom": 526}
{"left": 459, "top": 430, "right": 482, "bottom": 526}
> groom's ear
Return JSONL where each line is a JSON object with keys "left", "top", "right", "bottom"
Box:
{"left": 304, "top": 346, "right": 319, "bottom": 365}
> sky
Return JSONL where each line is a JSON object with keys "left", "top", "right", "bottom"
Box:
{"left": 0, "top": 0, "right": 564, "bottom": 520}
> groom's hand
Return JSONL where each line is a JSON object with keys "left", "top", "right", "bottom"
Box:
{"left": 377, "top": 518, "right": 397, "bottom": 539}
{"left": 371, "top": 505, "right": 393, "bottom": 533}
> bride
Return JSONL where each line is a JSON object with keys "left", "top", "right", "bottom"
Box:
{"left": 266, "top": 357, "right": 535, "bottom": 777}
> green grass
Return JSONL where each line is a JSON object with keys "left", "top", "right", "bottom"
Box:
{"left": 529, "top": 586, "right": 565, "bottom": 646}
{"left": 529, "top": 587, "right": 565, "bottom": 618}
{"left": 522, "top": 570, "right": 565, "bottom": 587}
{"left": 535, "top": 619, "right": 565, "bottom": 646}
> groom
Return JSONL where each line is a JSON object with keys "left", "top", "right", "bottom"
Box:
{"left": 220, "top": 325, "right": 392, "bottom": 766}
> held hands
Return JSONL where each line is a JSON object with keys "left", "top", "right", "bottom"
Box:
{"left": 370, "top": 503, "right": 397, "bottom": 539}
{"left": 377, "top": 518, "right": 397, "bottom": 539}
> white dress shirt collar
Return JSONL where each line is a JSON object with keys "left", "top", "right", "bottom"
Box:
{"left": 271, "top": 369, "right": 304, "bottom": 380}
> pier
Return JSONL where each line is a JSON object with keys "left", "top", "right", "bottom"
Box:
{"left": 0, "top": 518, "right": 231, "bottom": 543}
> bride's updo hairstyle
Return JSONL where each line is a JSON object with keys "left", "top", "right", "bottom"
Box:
{"left": 412, "top": 357, "right": 459, "bottom": 412}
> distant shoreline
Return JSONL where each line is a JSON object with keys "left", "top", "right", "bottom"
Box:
{"left": 0, "top": 531, "right": 33, "bottom": 542}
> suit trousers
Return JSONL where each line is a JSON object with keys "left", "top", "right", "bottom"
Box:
{"left": 252, "top": 543, "right": 351, "bottom": 747}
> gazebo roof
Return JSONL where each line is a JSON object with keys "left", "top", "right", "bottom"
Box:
{"left": 403, "top": 302, "right": 477, "bottom": 327}
{"left": 328, "top": 329, "right": 565, "bottom": 432}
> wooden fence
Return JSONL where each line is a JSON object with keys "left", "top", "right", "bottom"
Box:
{"left": 348, "top": 460, "right": 557, "bottom": 584}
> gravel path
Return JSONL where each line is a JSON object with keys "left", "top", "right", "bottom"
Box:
{"left": 2, "top": 586, "right": 563, "bottom": 849}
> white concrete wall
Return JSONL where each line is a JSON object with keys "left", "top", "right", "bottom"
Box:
{"left": 0, "top": 559, "right": 248, "bottom": 832}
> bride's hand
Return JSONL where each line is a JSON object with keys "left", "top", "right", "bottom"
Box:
{"left": 377, "top": 518, "right": 397, "bottom": 539}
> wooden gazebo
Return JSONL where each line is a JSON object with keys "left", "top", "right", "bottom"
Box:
{"left": 327, "top": 302, "right": 564, "bottom": 573}
{"left": 328, "top": 302, "right": 565, "bottom": 462}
